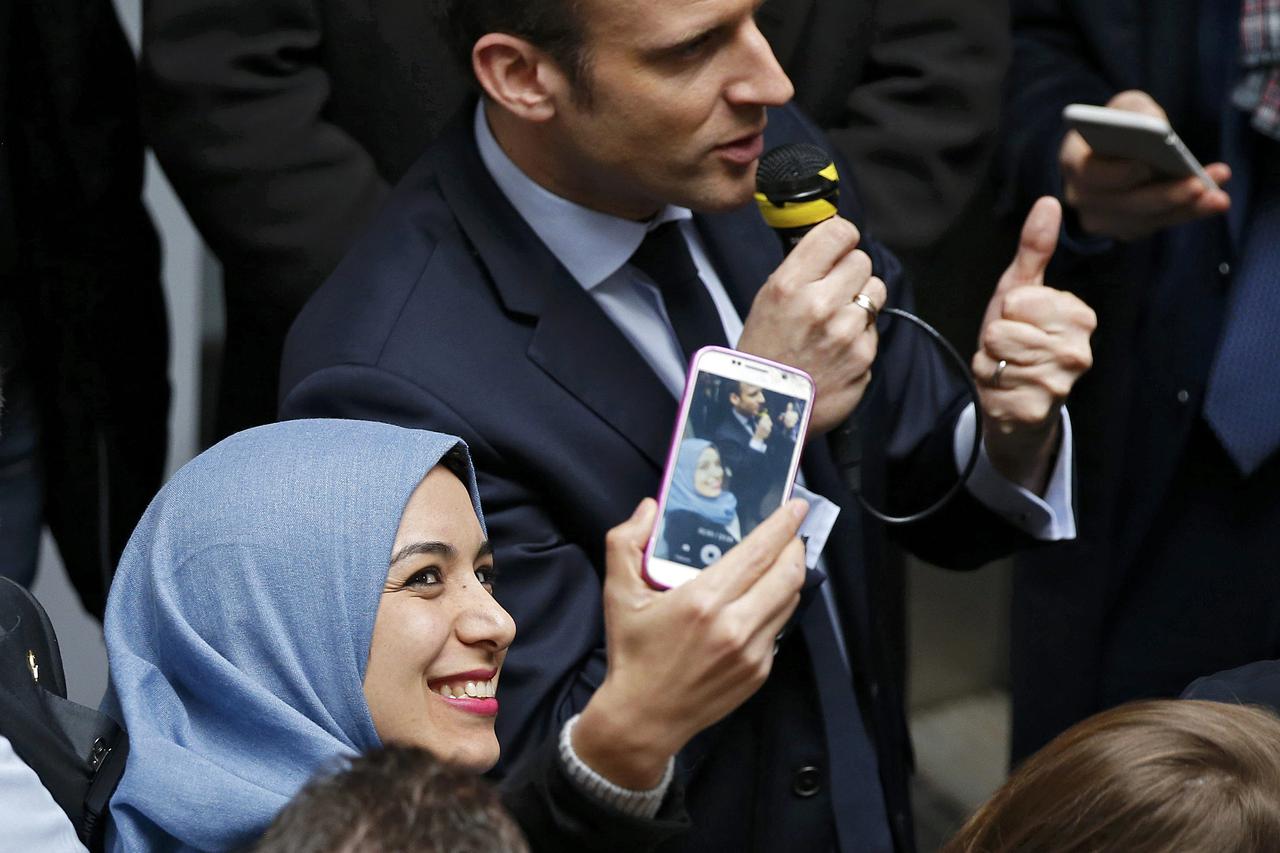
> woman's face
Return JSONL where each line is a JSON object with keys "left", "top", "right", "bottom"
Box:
{"left": 693, "top": 446, "right": 724, "bottom": 498}
{"left": 363, "top": 465, "right": 516, "bottom": 771}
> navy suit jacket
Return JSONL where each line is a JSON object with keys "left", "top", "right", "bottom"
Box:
{"left": 281, "top": 103, "right": 1030, "bottom": 852}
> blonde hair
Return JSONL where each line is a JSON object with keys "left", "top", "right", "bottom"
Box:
{"left": 944, "top": 700, "right": 1280, "bottom": 853}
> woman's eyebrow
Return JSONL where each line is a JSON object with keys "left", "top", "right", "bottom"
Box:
{"left": 476, "top": 541, "right": 494, "bottom": 561}
{"left": 389, "top": 540, "right": 456, "bottom": 566}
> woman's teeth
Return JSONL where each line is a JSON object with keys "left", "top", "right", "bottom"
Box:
{"left": 436, "top": 678, "right": 496, "bottom": 699}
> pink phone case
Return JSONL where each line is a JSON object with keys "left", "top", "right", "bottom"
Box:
{"left": 641, "top": 345, "right": 814, "bottom": 589}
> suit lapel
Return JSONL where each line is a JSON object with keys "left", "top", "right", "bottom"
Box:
{"left": 431, "top": 111, "right": 675, "bottom": 467}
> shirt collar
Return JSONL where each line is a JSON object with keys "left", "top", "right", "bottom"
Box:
{"left": 474, "top": 102, "right": 693, "bottom": 291}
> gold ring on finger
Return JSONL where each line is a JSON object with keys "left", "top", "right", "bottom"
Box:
{"left": 991, "top": 358, "right": 1008, "bottom": 389}
{"left": 851, "top": 292, "right": 879, "bottom": 328}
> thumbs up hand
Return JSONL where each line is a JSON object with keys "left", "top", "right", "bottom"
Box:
{"left": 781, "top": 402, "right": 799, "bottom": 431}
{"left": 974, "top": 197, "right": 1097, "bottom": 493}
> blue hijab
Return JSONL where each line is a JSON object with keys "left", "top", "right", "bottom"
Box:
{"left": 665, "top": 438, "right": 737, "bottom": 527}
{"left": 101, "top": 419, "right": 483, "bottom": 852}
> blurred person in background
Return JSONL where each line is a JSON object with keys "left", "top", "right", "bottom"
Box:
{"left": 0, "top": 0, "right": 168, "bottom": 618}
{"left": 1000, "top": 0, "right": 1280, "bottom": 763}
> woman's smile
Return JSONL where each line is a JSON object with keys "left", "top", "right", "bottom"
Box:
{"left": 427, "top": 669, "right": 500, "bottom": 716}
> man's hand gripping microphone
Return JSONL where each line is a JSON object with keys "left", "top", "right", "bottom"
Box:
{"left": 753, "top": 144, "right": 983, "bottom": 523}
{"left": 754, "top": 144, "right": 866, "bottom": 492}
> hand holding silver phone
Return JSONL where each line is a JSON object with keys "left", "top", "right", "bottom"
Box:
{"left": 1062, "top": 103, "right": 1218, "bottom": 190}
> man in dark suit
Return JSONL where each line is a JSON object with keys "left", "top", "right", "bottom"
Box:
{"left": 141, "top": 0, "right": 1007, "bottom": 440}
{"left": 1001, "top": 0, "right": 1280, "bottom": 762}
{"left": 712, "top": 383, "right": 797, "bottom": 534}
{"left": 0, "top": 0, "right": 168, "bottom": 618}
{"left": 280, "top": 1, "right": 1095, "bottom": 848}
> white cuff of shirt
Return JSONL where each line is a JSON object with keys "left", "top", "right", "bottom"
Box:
{"left": 748, "top": 437, "right": 768, "bottom": 453}
{"left": 791, "top": 483, "right": 841, "bottom": 570}
{"left": 952, "top": 403, "right": 1076, "bottom": 541}
{"left": 558, "top": 714, "right": 674, "bottom": 820}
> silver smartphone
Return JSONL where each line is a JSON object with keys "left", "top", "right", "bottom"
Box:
{"left": 1062, "top": 103, "right": 1217, "bottom": 189}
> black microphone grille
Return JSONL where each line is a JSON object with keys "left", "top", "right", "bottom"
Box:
{"left": 752, "top": 140, "right": 834, "bottom": 189}
{"left": 757, "top": 143, "right": 831, "bottom": 181}
{"left": 754, "top": 142, "right": 841, "bottom": 236}
{"left": 755, "top": 143, "right": 838, "bottom": 205}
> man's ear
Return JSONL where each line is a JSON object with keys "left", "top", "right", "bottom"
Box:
{"left": 472, "top": 34, "right": 567, "bottom": 122}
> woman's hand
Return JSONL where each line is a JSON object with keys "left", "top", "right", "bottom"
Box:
{"left": 571, "top": 498, "right": 808, "bottom": 788}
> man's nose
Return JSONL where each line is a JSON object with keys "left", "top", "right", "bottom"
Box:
{"left": 725, "top": 20, "right": 795, "bottom": 107}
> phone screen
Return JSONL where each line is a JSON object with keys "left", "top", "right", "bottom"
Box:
{"left": 650, "top": 352, "right": 811, "bottom": 579}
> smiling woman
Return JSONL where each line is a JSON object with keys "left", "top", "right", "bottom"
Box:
{"left": 364, "top": 462, "right": 514, "bottom": 770}
{"left": 98, "top": 418, "right": 808, "bottom": 852}
{"left": 656, "top": 439, "right": 741, "bottom": 569}
{"left": 100, "top": 420, "right": 515, "bottom": 851}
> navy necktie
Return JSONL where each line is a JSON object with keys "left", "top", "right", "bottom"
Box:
{"left": 800, "top": 605, "right": 894, "bottom": 852}
{"left": 1203, "top": 173, "right": 1280, "bottom": 476}
{"left": 1202, "top": 3, "right": 1280, "bottom": 474}
{"left": 629, "top": 222, "right": 728, "bottom": 361}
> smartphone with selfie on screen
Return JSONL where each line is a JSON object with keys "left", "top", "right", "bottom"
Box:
{"left": 643, "top": 346, "right": 814, "bottom": 590}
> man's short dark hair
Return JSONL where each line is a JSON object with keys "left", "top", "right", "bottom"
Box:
{"left": 254, "top": 746, "right": 528, "bottom": 853}
{"left": 440, "top": 0, "right": 592, "bottom": 89}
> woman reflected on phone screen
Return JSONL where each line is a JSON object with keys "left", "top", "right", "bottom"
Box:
{"left": 661, "top": 439, "right": 741, "bottom": 568}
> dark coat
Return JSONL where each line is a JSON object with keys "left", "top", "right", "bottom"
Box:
{"left": 280, "top": 102, "right": 1031, "bottom": 852}
{"left": 1, "top": 0, "right": 168, "bottom": 618}
{"left": 140, "top": 0, "right": 1006, "bottom": 436}
{"left": 1000, "top": 0, "right": 1280, "bottom": 761}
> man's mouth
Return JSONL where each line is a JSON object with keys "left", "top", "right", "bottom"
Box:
{"left": 716, "top": 131, "right": 766, "bottom": 166}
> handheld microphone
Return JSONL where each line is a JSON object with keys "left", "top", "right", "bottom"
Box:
{"left": 755, "top": 143, "right": 866, "bottom": 495}
{"left": 754, "top": 143, "right": 840, "bottom": 253}
{"left": 753, "top": 143, "right": 983, "bottom": 524}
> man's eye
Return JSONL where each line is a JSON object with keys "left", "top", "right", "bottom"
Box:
{"left": 405, "top": 568, "right": 442, "bottom": 588}
{"left": 674, "top": 32, "right": 714, "bottom": 59}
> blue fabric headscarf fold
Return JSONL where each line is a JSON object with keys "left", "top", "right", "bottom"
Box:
{"left": 101, "top": 419, "right": 483, "bottom": 852}
{"left": 664, "top": 438, "right": 737, "bottom": 527}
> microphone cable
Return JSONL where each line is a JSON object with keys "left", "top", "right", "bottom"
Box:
{"left": 754, "top": 142, "right": 982, "bottom": 525}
